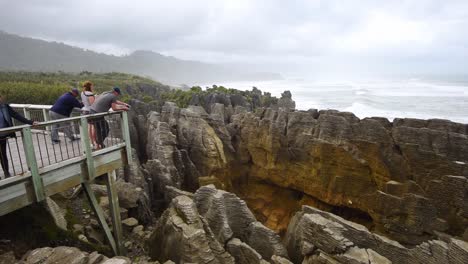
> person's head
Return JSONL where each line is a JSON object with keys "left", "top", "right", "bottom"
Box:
{"left": 71, "top": 88, "right": 80, "bottom": 97}
{"left": 0, "top": 95, "right": 5, "bottom": 104}
{"left": 83, "top": 81, "right": 93, "bottom": 92}
{"left": 112, "top": 87, "right": 121, "bottom": 96}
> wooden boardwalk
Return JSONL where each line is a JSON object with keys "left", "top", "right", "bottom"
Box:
{"left": 0, "top": 109, "right": 131, "bottom": 255}
{"left": 0, "top": 131, "right": 123, "bottom": 180}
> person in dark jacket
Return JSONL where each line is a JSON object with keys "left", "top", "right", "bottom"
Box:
{"left": 0, "top": 95, "right": 37, "bottom": 178}
{"left": 49, "top": 88, "right": 83, "bottom": 143}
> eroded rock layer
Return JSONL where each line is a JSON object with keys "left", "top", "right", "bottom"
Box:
{"left": 148, "top": 185, "right": 289, "bottom": 263}
{"left": 137, "top": 98, "right": 468, "bottom": 245}
{"left": 285, "top": 206, "right": 468, "bottom": 264}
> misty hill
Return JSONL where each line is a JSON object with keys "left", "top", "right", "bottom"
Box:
{"left": 0, "top": 31, "right": 281, "bottom": 84}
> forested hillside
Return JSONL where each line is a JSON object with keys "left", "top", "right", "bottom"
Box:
{"left": 0, "top": 31, "right": 281, "bottom": 85}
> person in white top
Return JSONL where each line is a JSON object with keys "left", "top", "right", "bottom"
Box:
{"left": 81, "top": 81, "right": 97, "bottom": 147}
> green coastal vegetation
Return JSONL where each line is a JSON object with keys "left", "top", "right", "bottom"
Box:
{"left": 0, "top": 71, "right": 279, "bottom": 108}
{"left": 0, "top": 71, "right": 168, "bottom": 104}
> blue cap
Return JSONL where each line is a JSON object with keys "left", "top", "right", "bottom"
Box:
{"left": 71, "top": 88, "right": 79, "bottom": 95}
{"left": 113, "top": 87, "right": 121, "bottom": 95}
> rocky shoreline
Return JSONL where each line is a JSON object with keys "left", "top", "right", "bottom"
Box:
{"left": 1, "top": 88, "right": 467, "bottom": 263}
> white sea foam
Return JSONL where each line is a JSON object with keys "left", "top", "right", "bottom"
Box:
{"left": 197, "top": 78, "right": 468, "bottom": 124}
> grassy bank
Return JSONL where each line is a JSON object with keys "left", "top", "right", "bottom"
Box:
{"left": 0, "top": 71, "right": 167, "bottom": 104}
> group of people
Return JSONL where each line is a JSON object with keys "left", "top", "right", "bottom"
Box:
{"left": 0, "top": 81, "right": 130, "bottom": 178}
{"left": 49, "top": 82, "right": 129, "bottom": 149}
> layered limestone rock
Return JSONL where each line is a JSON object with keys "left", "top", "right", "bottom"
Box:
{"left": 226, "top": 238, "right": 269, "bottom": 264}
{"left": 142, "top": 95, "right": 467, "bottom": 244}
{"left": 144, "top": 102, "right": 227, "bottom": 212}
{"left": 19, "top": 246, "right": 159, "bottom": 264}
{"left": 149, "top": 186, "right": 290, "bottom": 263}
{"left": 285, "top": 206, "right": 468, "bottom": 264}
{"left": 44, "top": 197, "right": 68, "bottom": 231}
{"left": 148, "top": 195, "right": 235, "bottom": 263}
{"left": 194, "top": 185, "right": 288, "bottom": 260}
{"left": 225, "top": 108, "right": 468, "bottom": 243}
{"left": 276, "top": 91, "right": 295, "bottom": 111}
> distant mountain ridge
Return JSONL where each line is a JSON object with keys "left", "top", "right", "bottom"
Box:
{"left": 0, "top": 31, "right": 281, "bottom": 84}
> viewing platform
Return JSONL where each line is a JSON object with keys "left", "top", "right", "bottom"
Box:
{"left": 0, "top": 104, "right": 132, "bottom": 255}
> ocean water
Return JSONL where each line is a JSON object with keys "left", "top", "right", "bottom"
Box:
{"left": 200, "top": 78, "right": 468, "bottom": 124}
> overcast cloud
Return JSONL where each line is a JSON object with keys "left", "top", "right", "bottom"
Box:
{"left": 1, "top": 0, "right": 467, "bottom": 77}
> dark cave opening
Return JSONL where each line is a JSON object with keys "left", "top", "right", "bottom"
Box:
{"left": 330, "top": 205, "right": 374, "bottom": 230}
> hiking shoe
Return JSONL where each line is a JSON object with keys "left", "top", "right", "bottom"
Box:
{"left": 70, "top": 137, "right": 80, "bottom": 142}
{"left": 52, "top": 139, "right": 61, "bottom": 144}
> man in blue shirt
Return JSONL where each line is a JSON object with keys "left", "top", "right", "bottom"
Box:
{"left": 49, "top": 88, "right": 83, "bottom": 143}
{"left": 0, "top": 95, "right": 37, "bottom": 178}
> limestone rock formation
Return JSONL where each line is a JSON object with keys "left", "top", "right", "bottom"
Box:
{"left": 270, "top": 255, "right": 293, "bottom": 264}
{"left": 0, "top": 251, "right": 16, "bottom": 264}
{"left": 148, "top": 195, "right": 235, "bottom": 263}
{"left": 194, "top": 185, "right": 288, "bottom": 260}
{"left": 226, "top": 238, "right": 269, "bottom": 264}
{"left": 164, "top": 185, "right": 194, "bottom": 203}
{"left": 19, "top": 246, "right": 161, "bottom": 264}
{"left": 285, "top": 206, "right": 468, "bottom": 264}
{"left": 44, "top": 197, "right": 68, "bottom": 231}
{"left": 144, "top": 102, "right": 229, "bottom": 212}
{"left": 225, "top": 108, "right": 468, "bottom": 243}
{"left": 141, "top": 95, "right": 466, "bottom": 246}
{"left": 149, "top": 187, "right": 291, "bottom": 263}
{"left": 276, "top": 91, "right": 295, "bottom": 111}
{"left": 20, "top": 246, "right": 111, "bottom": 264}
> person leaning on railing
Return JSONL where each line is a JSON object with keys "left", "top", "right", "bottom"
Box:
{"left": 0, "top": 95, "right": 38, "bottom": 178}
{"left": 49, "top": 88, "right": 84, "bottom": 144}
{"left": 89, "top": 87, "right": 129, "bottom": 149}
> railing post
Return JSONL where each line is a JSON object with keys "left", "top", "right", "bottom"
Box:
{"left": 106, "top": 170, "right": 124, "bottom": 255}
{"left": 42, "top": 109, "right": 51, "bottom": 132}
{"left": 80, "top": 117, "right": 95, "bottom": 181}
{"left": 22, "top": 126, "right": 45, "bottom": 202}
{"left": 23, "top": 107, "right": 31, "bottom": 120}
{"left": 42, "top": 109, "right": 49, "bottom": 122}
{"left": 120, "top": 111, "right": 132, "bottom": 163}
{"left": 82, "top": 181, "right": 119, "bottom": 255}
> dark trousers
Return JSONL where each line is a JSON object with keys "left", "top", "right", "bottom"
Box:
{"left": 0, "top": 138, "right": 10, "bottom": 177}
{"left": 94, "top": 117, "right": 109, "bottom": 147}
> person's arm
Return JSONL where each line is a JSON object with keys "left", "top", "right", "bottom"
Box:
{"left": 116, "top": 100, "right": 130, "bottom": 107}
{"left": 111, "top": 102, "right": 129, "bottom": 111}
{"left": 89, "top": 95, "right": 95, "bottom": 105}
{"left": 7, "top": 105, "right": 34, "bottom": 125}
{"left": 73, "top": 97, "right": 84, "bottom": 109}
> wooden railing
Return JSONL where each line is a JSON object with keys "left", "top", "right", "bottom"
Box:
{"left": 0, "top": 109, "right": 132, "bottom": 255}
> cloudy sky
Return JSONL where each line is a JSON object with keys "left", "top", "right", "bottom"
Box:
{"left": 1, "top": 0, "right": 467, "bottom": 77}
